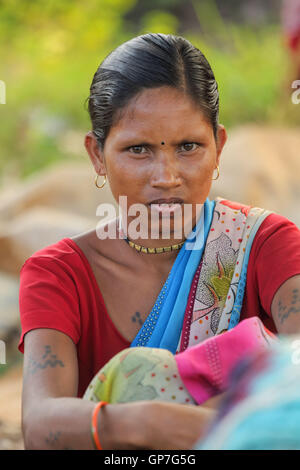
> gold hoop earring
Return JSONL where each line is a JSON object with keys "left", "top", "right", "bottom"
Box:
{"left": 95, "top": 173, "right": 107, "bottom": 189}
{"left": 212, "top": 165, "right": 220, "bottom": 180}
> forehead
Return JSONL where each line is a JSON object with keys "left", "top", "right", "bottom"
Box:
{"left": 109, "top": 86, "right": 212, "bottom": 142}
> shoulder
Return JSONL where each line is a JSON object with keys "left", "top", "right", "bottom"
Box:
{"left": 20, "top": 236, "right": 87, "bottom": 281}
{"left": 214, "top": 197, "right": 300, "bottom": 257}
{"left": 248, "top": 211, "right": 300, "bottom": 284}
{"left": 23, "top": 237, "right": 76, "bottom": 259}
{"left": 258, "top": 212, "right": 298, "bottom": 230}
{"left": 18, "top": 237, "right": 85, "bottom": 354}
{"left": 215, "top": 197, "right": 299, "bottom": 239}
{"left": 253, "top": 212, "right": 300, "bottom": 251}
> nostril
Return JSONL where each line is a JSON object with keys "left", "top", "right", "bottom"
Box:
{"left": 150, "top": 176, "right": 181, "bottom": 188}
{"left": 150, "top": 157, "right": 181, "bottom": 187}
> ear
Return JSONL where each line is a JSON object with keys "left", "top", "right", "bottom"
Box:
{"left": 84, "top": 131, "right": 106, "bottom": 175}
{"left": 215, "top": 124, "right": 227, "bottom": 167}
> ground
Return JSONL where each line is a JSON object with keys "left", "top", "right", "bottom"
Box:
{"left": 0, "top": 363, "right": 24, "bottom": 450}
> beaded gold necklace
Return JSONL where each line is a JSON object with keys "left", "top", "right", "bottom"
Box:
{"left": 124, "top": 237, "right": 185, "bottom": 254}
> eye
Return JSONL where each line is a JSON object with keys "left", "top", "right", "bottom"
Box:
{"left": 128, "top": 145, "right": 147, "bottom": 154}
{"left": 180, "top": 142, "right": 199, "bottom": 152}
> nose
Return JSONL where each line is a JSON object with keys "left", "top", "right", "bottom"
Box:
{"left": 150, "top": 153, "right": 181, "bottom": 189}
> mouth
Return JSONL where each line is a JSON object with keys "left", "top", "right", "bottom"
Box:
{"left": 147, "top": 197, "right": 184, "bottom": 207}
{"left": 147, "top": 198, "right": 184, "bottom": 216}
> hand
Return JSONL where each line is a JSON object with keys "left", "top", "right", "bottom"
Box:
{"left": 99, "top": 401, "right": 217, "bottom": 450}
{"left": 201, "top": 392, "right": 226, "bottom": 409}
{"left": 142, "top": 401, "right": 217, "bottom": 450}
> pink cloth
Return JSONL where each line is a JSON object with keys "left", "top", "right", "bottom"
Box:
{"left": 175, "top": 317, "right": 276, "bottom": 405}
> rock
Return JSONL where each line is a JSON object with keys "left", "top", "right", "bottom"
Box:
{"left": 210, "top": 124, "right": 300, "bottom": 227}
{"left": 0, "top": 422, "right": 24, "bottom": 450}
{"left": 0, "top": 206, "right": 96, "bottom": 275}
{"left": 0, "top": 365, "right": 24, "bottom": 450}
{"left": 0, "top": 160, "right": 117, "bottom": 222}
{"left": 58, "top": 129, "right": 87, "bottom": 156}
{"left": 0, "top": 272, "right": 20, "bottom": 361}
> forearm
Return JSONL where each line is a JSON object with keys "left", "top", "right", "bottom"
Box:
{"left": 23, "top": 397, "right": 147, "bottom": 450}
{"left": 201, "top": 392, "right": 226, "bottom": 410}
{"left": 23, "top": 397, "right": 96, "bottom": 450}
{"left": 23, "top": 398, "right": 217, "bottom": 450}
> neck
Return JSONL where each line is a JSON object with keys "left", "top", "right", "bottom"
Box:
{"left": 127, "top": 236, "right": 185, "bottom": 250}
{"left": 118, "top": 219, "right": 190, "bottom": 250}
{"left": 129, "top": 242, "right": 180, "bottom": 272}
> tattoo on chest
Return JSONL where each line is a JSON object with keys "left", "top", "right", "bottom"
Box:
{"left": 28, "top": 345, "right": 65, "bottom": 375}
{"left": 277, "top": 289, "right": 300, "bottom": 324}
{"left": 131, "top": 311, "right": 143, "bottom": 326}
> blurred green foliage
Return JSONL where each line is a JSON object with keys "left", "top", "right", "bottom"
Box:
{"left": 0, "top": 0, "right": 298, "bottom": 182}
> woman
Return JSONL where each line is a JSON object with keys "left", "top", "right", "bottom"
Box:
{"left": 18, "top": 33, "right": 300, "bottom": 450}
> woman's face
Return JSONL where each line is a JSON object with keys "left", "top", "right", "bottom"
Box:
{"left": 86, "top": 86, "right": 227, "bottom": 244}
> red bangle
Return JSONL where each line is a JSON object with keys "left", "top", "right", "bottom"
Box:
{"left": 91, "top": 401, "right": 108, "bottom": 450}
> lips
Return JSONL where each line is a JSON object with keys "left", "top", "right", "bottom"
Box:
{"left": 147, "top": 198, "right": 184, "bottom": 217}
{"left": 148, "top": 197, "right": 184, "bottom": 206}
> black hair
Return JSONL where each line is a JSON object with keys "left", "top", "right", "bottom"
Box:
{"left": 87, "top": 33, "right": 219, "bottom": 150}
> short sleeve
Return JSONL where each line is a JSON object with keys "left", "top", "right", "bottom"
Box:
{"left": 18, "top": 256, "right": 81, "bottom": 353}
{"left": 254, "top": 214, "right": 300, "bottom": 316}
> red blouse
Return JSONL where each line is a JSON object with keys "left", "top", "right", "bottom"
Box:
{"left": 18, "top": 213, "right": 300, "bottom": 397}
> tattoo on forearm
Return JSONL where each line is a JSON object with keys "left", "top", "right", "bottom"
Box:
{"left": 28, "top": 345, "right": 65, "bottom": 375}
{"left": 277, "top": 289, "right": 300, "bottom": 324}
{"left": 131, "top": 311, "right": 143, "bottom": 326}
{"left": 45, "top": 431, "right": 74, "bottom": 450}
{"left": 45, "top": 431, "right": 61, "bottom": 447}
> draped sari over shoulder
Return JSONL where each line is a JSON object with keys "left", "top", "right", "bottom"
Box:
{"left": 130, "top": 196, "right": 274, "bottom": 354}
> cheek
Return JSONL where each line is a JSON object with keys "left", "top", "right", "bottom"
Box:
{"left": 183, "top": 154, "right": 215, "bottom": 197}
{"left": 105, "top": 157, "right": 147, "bottom": 199}
{"left": 183, "top": 153, "right": 214, "bottom": 182}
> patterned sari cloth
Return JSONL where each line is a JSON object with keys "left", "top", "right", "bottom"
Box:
{"left": 83, "top": 197, "right": 277, "bottom": 406}
{"left": 131, "top": 196, "right": 273, "bottom": 350}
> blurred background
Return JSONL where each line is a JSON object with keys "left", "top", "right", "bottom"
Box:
{"left": 0, "top": 0, "right": 299, "bottom": 449}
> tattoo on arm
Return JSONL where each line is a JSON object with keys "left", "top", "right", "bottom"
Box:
{"left": 277, "top": 289, "right": 300, "bottom": 324}
{"left": 28, "top": 345, "right": 65, "bottom": 375}
{"left": 45, "top": 431, "right": 61, "bottom": 447}
{"left": 131, "top": 311, "right": 143, "bottom": 326}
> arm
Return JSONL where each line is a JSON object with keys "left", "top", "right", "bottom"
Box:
{"left": 22, "top": 328, "right": 96, "bottom": 449}
{"left": 271, "top": 274, "right": 300, "bottom": 334}
{"left": 22, "top": 328, "right": 215, "bottom": 450}
{"left": 22, "top": 328, "right": 141, "bottom": 450}
{"left": 201, "top": 393, "right": 226, "bottom": 409}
